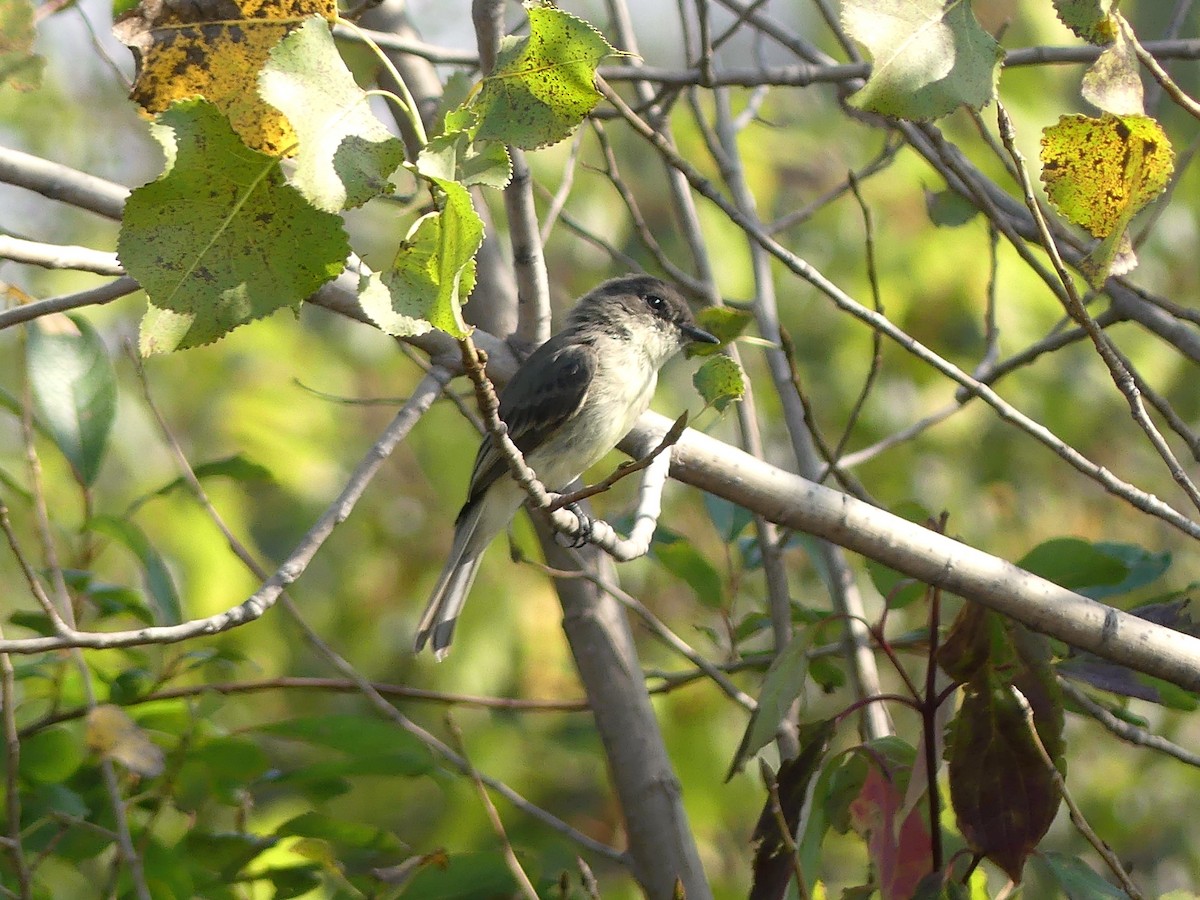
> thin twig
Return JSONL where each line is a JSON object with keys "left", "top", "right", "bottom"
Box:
{"left": 446, "top": 715, "right": 541, "bottom": 900}
{"left": 1013, "top": 687, "right": 1144, "bottom": 899}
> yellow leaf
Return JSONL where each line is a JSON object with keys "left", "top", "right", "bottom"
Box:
{"left": 114, "top": 0, "right": 336, "bottom": 154}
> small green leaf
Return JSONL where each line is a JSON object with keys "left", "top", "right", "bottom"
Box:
{"left": 1036, "top": 852, "right": 1130, "bottom": 898}
{"left": 402, "top": 850, "right": 522, "bottom": 897}
{"left": 1053, "top": 0, "right": 1118, "bottom": 44}
{"left": 418, "top": 129, "right": 512, "bottom": 189}
{"left": 686, "top": 306, "right": 754, "bottom": 357}
{"left": 727, "top": 634, "right": 811, "bottom": 780}
{"left": 88, "top": 515, "right": 183, "bottom": 625}
{"left": 27, "top": 315, "right": 117, "bottom": 487}
{"left": 924, "top": 188, "right": 979, "bottom": 227}
{"left": 703, "top": 493, "right": 753, "bottom": 542}
{"left": 21, "top": 726, "right": 85, "bottom": 783}
{"left": 652, "top": 531, "right": 723, "bottom": 609}
{"left": 693, "top": 354, "right": 745, "bottom": 412}
{"left": 183, "top": 831, "right": 277, "bottom": 881}
{"left": 257, "top": 713, "right": 434, "bottom": 773}
{"left": 843, "top": 0, "right": 1002, "bottom": 120}
{"left": 472, "top": 3, "right": 617, "bottom": 149}
{"left": 260, "top": 17, "right": 405, "bottom": 210}
{"left": 118, "top": 98, "right": 350, "bottom": 353}
{"left": 146, "top": 454, "right": 274, "bottom": 503}
{"left": 360, "top": 175, "right": 483, "bottom": 338}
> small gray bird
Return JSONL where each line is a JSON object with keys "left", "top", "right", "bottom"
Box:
{"left": 415, "top": 275, "right": 718, "bottom": 658}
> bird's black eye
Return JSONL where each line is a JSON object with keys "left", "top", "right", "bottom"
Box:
{"left": 645, "top": 294, "right": 666, "bottom": 312}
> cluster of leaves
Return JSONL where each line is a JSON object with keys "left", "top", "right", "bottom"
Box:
{"left": 113, "top": 0, "right": 612, "bottom": 351}
{"left": 843, "top": 0, "right": 1174, "bottom": 289}
{"left": 672, "top": 491, "right": 1195, "bottom": 896}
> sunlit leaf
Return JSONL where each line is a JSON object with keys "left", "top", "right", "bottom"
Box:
{"left": 119, "top": 99, "right": 349, "bottom": 352}
{"left": 694, "top": 354, "right": 745, "bottom": 413}
{"left": 843, "top": 0, "right": 1002, "bottom": 120}
{"left": 359, "top": 175, "right": 482, "bottom": 338}
{"left": 1053, "top": 0, "right": 1118, "bottom": 44}
{"left": 260, "top": 16, "right": 404, "bottom": 210}
{"left": 472, "top": 2, "right": 617, "bottom": 149}
{"left": 1081, "top": 27, "right": 1143, "bottom": 116}
{"left": 114, "top": 0, "right": 336, "bottom": 154}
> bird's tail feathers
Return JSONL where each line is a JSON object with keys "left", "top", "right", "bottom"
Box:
{"left": 414, "top": 503, "right": 486, "bottom": 659}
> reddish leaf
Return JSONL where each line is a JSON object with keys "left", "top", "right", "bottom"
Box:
{"left": 946, "top": 672, "right": 1061, "bottom": 881}
{"left": 848, "top": 756, "right": 933, "bottom": 899}
{"left": 941, "top": 606, "right": 1065, "bottom": 882}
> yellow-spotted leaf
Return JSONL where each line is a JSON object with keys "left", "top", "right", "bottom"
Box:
{"left": 1041, "top": 113, "right": 1173, "bottom": 286}
{"left": 114, "top": 0, "right": 335, "bottom": 154}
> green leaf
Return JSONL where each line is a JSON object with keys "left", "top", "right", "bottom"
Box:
{"left": 1036, "top": 852, "right": 1127, "bottom": 898}
{"left": 686, "top": 306, "right": 754, "bottom": 357}
{"left": 0, "top": 0, "right": 44, "bottom": 91}
{"left": 727, "top": 634, "right": 811, "bottom": 780}
{"left": 1053, "top": 0, "right": 1118, "bottom": 44}
{"left": 693, "top": 354, "right": 745, "bottom": 413}
{"left": 259, "top": 17, "right": 405, "bottom": 211}
{"left": 703, "top": 493, "right": 753, "bottom": 542}
{"left": 118, "top": 98, "right": 350, "bottom": 353}
{"left": 924, "top": 188, "right": 979, "bottom": 227}
{"left": 27, "top": 315, "right": 117, "bottom": 487}
{"left": 418, "top": 129, "right": 513, "bottom": 189}
{"left": 753, "top": 719, "right": 835, "bottom": 899}
{"left": 1017, "top": 537, "right": 1167, "bottom": 601}
{"left": 20, "top": 726, "right": 85, "bottom": 783}
{"left": 88, "top": 515, "right": 183, "bottom": 625}
{"left": 144, "top": 454, "right": 274, "bottom": 504}
{"left": 183, "top": 831, "right": 276, "bottom": 880}
{"left": 652, "top": 531, "right": 724, "bottom": 609}
{"left": 275, "top": 811, "right": 403, "bottom": 854}
{"left": 256, "top": 713, "right": 435, "bottom": 772}
{"left": 402, "top": 850, "right": 523, "bottom": 898}
{"left": 359, "top": 175, "right": 482, "bottom": 338}
{"left": 842, "top": 0, "right": 1002, "bottom": 120}
{"left": 263, "top": 866, "right": 322, "bottom": 899}
{"left": 472, "top": 3, "right": 617, "bottom": 149}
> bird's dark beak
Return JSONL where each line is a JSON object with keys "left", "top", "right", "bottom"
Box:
{"left": 682, "top": 322, "right": 720, "bottom": 345}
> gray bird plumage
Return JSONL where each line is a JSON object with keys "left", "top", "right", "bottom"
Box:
{"left": 414, "top": 275, "right": 717, "bottom": 658}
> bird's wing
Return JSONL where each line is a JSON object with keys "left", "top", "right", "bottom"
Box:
{"left": 459, "top": 335, "right": 597, "bottom": 514}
